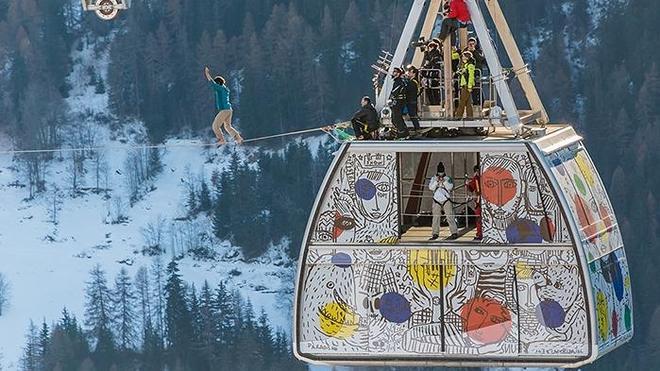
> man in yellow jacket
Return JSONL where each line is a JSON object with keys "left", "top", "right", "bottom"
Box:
{"left": 455, "top": 51, "right": 476, "bottom": 119}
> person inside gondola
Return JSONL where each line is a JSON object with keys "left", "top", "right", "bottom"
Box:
{"left": 467, "top": 164, "right": 482, "bottom": 241}
{"left": 351, "top": 96, "right": 380, "bottom": 140}
{"left": 204, "top": 66, "right": 244, "bottom": 145}
{"left": 389, "top": 67, "right": 410, "bottom": 139}
{"left": 454, "top": 50, "right": 476, "bottom": 119}
{"left": 436, "top": 0, "right": 471, "bottom": 45}
{"left": 429, "top": 162, "right": 459, "bottom": 241}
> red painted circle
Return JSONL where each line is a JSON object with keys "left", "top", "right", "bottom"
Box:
{"left": 461, "top": 297, "right": 512, "bottom": 345}
{"left": 482, "top": 167, "right": 517, "bottom": 206}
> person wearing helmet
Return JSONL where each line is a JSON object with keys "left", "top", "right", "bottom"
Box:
{"left": 454, "top": 51, "right": 476, "bottom": 119}
{"left": 464, "top": 37, "right": 485, "bottom": 69}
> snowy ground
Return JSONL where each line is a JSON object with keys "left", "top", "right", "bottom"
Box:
{"left": 0, "top": 37, "right": 296, "bottom": 369}
{"left": 0, "top": 132, "right": 295, "bottom": 369}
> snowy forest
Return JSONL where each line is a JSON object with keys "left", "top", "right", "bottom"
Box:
{"left": 0, "top": 0, "right": 659, "bottom": 370}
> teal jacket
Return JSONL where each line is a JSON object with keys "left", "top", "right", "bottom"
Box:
{"left": 211, "top": 82, "right": 232, "bottom": 111}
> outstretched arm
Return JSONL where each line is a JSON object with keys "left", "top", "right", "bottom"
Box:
{"left": 204, "top": 66, "right": 213, "bottom": 82}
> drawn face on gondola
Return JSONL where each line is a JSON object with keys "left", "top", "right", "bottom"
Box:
{"left": 482, "top": 157, "right": 523, "bottom": 221}
{"left": 461, "top": 297, "right": 512, "bottom": 345}
{"left": 355, "top": 171, "right": 394, "bottom": 222}
{"left": 466, "top": 249, "right": 509, "bottom": 271}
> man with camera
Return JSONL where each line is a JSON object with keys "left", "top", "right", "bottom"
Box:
{"left": 429, "top": 162, "right": 459, "bottom": 241}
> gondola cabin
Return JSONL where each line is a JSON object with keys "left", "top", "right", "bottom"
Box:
{"left": 293, "top": 0, "right": 633, "bottom": 367}
{"left": 293, "top": 126, "right": 633, "bottom": 368}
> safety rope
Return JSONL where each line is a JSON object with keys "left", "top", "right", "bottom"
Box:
{"left": 0, "top": 123, "right": 351, "bottom": 156}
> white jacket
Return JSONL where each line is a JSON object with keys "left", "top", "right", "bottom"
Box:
{"left": 429, "top": 175, "right": 454, "bottom": 204}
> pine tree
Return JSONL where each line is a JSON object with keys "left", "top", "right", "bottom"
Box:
{"left": 164, "top": 260, "right": 192, "bottom": 362}
{"left": 113, "top": 268, "right": 137, "bottom": 352}
{"left": 198, "top": 181, "right": 212, "bottom": 214}
{"left": 84, "top": 265, "right": 116, "bottom": 368}
{"left": 20, "top": 321, "right": 39, "bottom": 371}
{"left": 38, "top": 321, "right": 49, "bottom": 364}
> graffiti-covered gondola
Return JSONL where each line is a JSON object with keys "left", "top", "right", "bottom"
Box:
{"left": 293, "top": 0, "right": 633, "bottom": 368}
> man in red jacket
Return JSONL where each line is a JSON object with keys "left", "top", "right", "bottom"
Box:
{"left": 437, "top": 0, "right": 471, "bottom": 44}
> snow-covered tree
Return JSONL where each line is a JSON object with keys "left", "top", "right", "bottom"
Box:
{"left": 113, "top": 268, "right": 137, "bottom": 351}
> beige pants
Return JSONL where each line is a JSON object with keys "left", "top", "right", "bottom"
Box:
{"left": 212, "top": 109, "right": 241, "bottom": 142}
{"left": 432, "top": 200, "right": 458, "bottom": 236}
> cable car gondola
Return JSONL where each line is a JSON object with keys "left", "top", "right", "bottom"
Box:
{"left": 293, "top": 0, "right": 633, "bottom": 368}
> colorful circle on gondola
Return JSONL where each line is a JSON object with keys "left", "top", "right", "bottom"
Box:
{"left": 379, "top": 292, "right": 412, "bottom": 323}
{"left": 318, "top": 301, "right": 359, "bottom": 339}
{"left": 461, "top": 297, "right": 512, "bottom": 345}
{"left": 505, "top": 218, "right": 542, "bottom": 244}
{"left": 407, "top": 250, "right": 456, "bottom": 290}
{"left": 355, "top": 178, "right": 377, "bottom": 200}
{"left": 331, "top": 252, "right": 352, "bottom": 268}
{"left": 596, "top": 291, "right": 609, "bottom": 341}
{"left": 536, "top": 299, "right": 566, "bottom": 328}
{"left": 482, "top": 166, "right": 517, "bottom": 206}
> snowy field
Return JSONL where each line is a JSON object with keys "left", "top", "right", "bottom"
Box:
{"left": 0, "top": 132, "right": 295, "bottom": 369}
{"left": 0, "top": 38, "right": 296, "bottom": 369}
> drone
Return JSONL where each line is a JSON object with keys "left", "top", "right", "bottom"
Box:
{"left": 81, "top": 0, "right": 129, "bottom": 21}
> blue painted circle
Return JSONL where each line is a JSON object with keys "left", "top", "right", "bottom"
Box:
{"left": 331, "top": 252, "right": 352, "bottom": 268}
{"left": 379, "top": 292, "right": 411, "bottom": 323}
{"left": 600, "top": 253, "right": 624, "bottom": 301}
{"left": 535, "top": 299, "right": 566, "bottom": 328}
{"left": 355, "top": 178, "right": 377, "bottom": 200}
{"left": 505, "top": 219, "right": 543, "bottom": 244}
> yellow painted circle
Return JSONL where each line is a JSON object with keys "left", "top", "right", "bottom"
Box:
{"left": 596, "top": 291, "right": 609, "bottom": 341}
{"left": 407, "top": 250, "right": 456, "bottom": 290}
{"left": 575, "top": 154, "right": 596, "bottom": 187}
{"left": 318, "top": 301, "right": 359, "bottom": 339}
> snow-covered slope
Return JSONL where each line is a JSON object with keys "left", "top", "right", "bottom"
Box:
{"left": 0, "top": 38, "right": 295, "bottom": 369}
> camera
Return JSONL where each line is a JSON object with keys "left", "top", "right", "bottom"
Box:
{"left": 411, "top": 37, "right": 430, "bottom": 52}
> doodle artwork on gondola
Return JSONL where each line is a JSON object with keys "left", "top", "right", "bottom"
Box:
{"left": 480, "top": 152, "right": 570, "bottom": 244}
{"left": 545, "top": 146, "right": 624, "bottom": 261}
{"left": 311, "top": 152, "right": 399, "bottom": 244}
{"left": 298, "top": 247, "right": 589, "bottom": 358}
{"left": 543, "top": 144, "right": 632, "bottom": 352}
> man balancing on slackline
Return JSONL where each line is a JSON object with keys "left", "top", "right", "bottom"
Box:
{"left": 204, "top": 66, "right": 244, "bottom": 145}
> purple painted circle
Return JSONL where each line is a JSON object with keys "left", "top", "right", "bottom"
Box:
{"left": 379, "top": 292, "right": 411, "bottom": 323}
{"left": 355, "top": 178, "right": 377, "bottom": 200}
{"left": 535, "top": 299, "right": 566, "bottom": 328}
{"left": 505, "top": 219, "right": 543, "bottom": 244}
{"left": 331, "top": 252, "right": 352, "bottom": 268}
{"left": 600, "top": 253, "right": 624, "bottom": 301}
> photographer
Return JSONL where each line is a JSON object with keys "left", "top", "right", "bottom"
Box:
{"left": 389, "top": 67, "right": 410, "bottom": 139}
{"left": 429, "top": 162, "right": 459, "bottom": 241}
